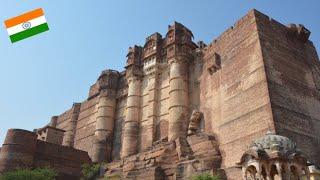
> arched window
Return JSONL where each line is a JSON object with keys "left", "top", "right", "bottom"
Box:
{"left": 270, "top": 164, "right": 280, "bottom": 180}
{"left": 261, "top": 165, "right": 267, "bottom": 179}
{"left": 245, "top": 165, "right": 257, "bottom": 180}
{"left": 290, "top": 166, "right": 299, "bottom": 180}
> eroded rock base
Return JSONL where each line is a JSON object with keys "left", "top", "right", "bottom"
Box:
{"left": 104, "top": 132, "right": 224, "bottom": 180}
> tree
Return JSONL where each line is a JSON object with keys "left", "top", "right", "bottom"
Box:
{"left": 192, "top": 173, "right": 220, "bottom": 180}
{"left": 0, "top": 168, "right": 57, "bottom": 180}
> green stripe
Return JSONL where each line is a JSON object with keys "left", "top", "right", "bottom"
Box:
{"left": 9, "top": 23, "right": 49, "bottom": 43}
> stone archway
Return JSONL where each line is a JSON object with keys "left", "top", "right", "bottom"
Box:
{"left": 290, "top": 166, "right": 300, "bottom": 180}
{"left": 245, "top": 165, "right": 258, "bottom": 180}
{"left": 238, "top": 131, "right": 310, "bottom": 180}
{"left": 261, "top": 165, "right": 267, "bottom": 180}
{"left": 270, "top": 164, "right": 279, "bottom": 180}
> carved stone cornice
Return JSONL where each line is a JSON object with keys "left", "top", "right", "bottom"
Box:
{"left": 125, "top": 66, "right": 143, "bottom": 81}
{"left": 98, "top": 69, "right": 120, "bottom": 91}
{"left": 116, "top": 89, "right": 128, "bottom": 99}
{"left": 144, "top": 64, "right": 161, "bottom": 77}
{"left": 99, "top": 88, "right": 117, "bottom": 98}
{"left": 168, "top": 54, "right": 193, "bottom": 66}
{"left": 126, "top": 45, "right": 143, "bottom": 67}
{"left": 167, "top": 44, "right": 195, "bottom": 64}
{"left": 126, "top": 75, "right": 143, "bottom": 84}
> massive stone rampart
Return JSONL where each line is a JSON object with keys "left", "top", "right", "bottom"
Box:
{"left": 1, "top": 9, "right": 319, "bottom": 180}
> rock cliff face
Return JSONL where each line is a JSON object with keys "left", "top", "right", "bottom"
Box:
{"left": 1, "top": 9, "right": 320, "bottom": 179}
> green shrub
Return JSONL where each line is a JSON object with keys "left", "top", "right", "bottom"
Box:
{"left": 0, "top": 168, "right": 57, "bottom": 180}
{"left": 192, "top": 172, "right": 220, "bottom": 180}
{"left": 81, "top": 163, "right": 101, "bottom": 180}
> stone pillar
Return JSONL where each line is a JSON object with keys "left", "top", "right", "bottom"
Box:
{"left": 168, "top": 58, "right": 189, "bottom": 141}
{"left": 242, "top": 167, "right": 246, "bottom": 180}
{"left": 275, "top": 162, "right": 283, "bottom": 180}
{"left": 142, "top": 72, "right": 159, "bottom": 150}
{"left": 50, "top": 116, "right": 58, "bottom": 127}
{"left": 266, "top": 165, "right": 272, "bottom": 180}
{"left": 63, "top": 103, "right": 81, "bottom": 147}
{"left": 121, "top": 75, "right": 142, "bottom": 158}
{"left": 91, "top": 70, "right": 119, "bottom": 163}
{"left": 256, "top": 164, "right": 262, "bottom": 179}
{"left": 92, "top": 89, "right": 117, "bottom": 163}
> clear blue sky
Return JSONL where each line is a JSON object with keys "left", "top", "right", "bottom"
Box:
{"left": 0, "top": 0, "right": 319, "bottom": 144}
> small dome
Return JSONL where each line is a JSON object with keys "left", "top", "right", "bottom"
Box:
{"left": 250, "top": 131, "right": 297, "bottom": 154}
{"left": 238, "top": 131, "right": 307, "bottom": 166}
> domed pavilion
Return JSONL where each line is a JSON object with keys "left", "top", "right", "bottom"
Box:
{"left": 238, "top": 131, "right": 310, "bottom": 180}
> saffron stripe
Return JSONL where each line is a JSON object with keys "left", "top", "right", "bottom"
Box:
{"left": 9, "top": 23, "right": 49, "bottom": 43}
{"left": 7, "top": 16, "right": 47, "bottom": 36}
{"left": 4, "top": 8, "right": 44, "bottom": 28}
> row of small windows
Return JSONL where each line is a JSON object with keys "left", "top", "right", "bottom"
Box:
{"left": 143, "top": 57, "right": 156, "bottom": 67}
{"left": 144, "top": 46, "right": 156, "bottom": 51}
{"left": 143, "top": 57, "right": 167, "bottom": 67}
{"left": 144, "top": 41, "right": 157, "bottom": 52}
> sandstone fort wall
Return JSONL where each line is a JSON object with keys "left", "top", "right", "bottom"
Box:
{"left": 254, "top": 10, "right": 320, "bottom": 165}
{"left": 13, "top": 9, "right": 319, "bottom": 179}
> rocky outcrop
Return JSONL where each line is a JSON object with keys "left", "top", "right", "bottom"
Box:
{"left": 104, "top": 132, "right": 223, "bottom": 179}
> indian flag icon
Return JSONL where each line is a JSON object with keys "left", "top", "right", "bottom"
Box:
{"left": 4, "top": 8, "right": 49, "bottom": 43}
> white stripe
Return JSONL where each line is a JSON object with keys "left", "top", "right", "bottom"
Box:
{"left": 6, "top": 16, "right": 47, "bottom": 36}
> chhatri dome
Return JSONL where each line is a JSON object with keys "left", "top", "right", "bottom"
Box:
{"left": 249, "top": 130, "right": 299, "bottom": 158}
{"left": 239, "top": 131, "right": 310, "bottom": 180}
